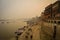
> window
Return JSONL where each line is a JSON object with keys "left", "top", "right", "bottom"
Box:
{"left": 58, "top": 21, "right": 60, "bottom": 24}
{"left": 49, "top": 21, "right": 50, "bottom": 23}
{"left": 25, "top": 36, "right": 28, "bottom": 38}
{"left": 28, "top": 28, "right": 32, "bottom": 32}
{"left": 25, "top": 36, "right": 28, "bottom": 40}
{"left": 30, "top": 35, "right": 33, "bottom": 40}
{"left": 51, "top": 21, "right": 53, "bottom": 23}
{"left": 54, "top": 21, "right": 56, "bottom": 23}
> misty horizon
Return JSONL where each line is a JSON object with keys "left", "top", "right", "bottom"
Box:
{"left": 0, "top": 0, "right": 57, "bottom": 19}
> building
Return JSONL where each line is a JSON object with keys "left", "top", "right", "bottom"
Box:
{"left": 42, "top": 1, "right": 60, "bottom": 20}
{"left": 41, "top": 1, "right": 60, "bottom": 40}
{"left": 18, "top": 17, "right": 41, "bottom": 40}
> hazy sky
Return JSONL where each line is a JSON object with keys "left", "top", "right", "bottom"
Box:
{"left": 0, "top": 0, "right": 57, "bottom": 19}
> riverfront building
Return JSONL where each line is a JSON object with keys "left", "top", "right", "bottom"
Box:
{"left": 41, "top": 1, "right": 60, "bottom": 20}
{"left": 18, "top": 17, "right": 41, "bottom": 40}
{"left": 41, "top": 1, "right": 60, "bottom": 40}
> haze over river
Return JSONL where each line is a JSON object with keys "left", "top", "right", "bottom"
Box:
{"left": 0, "top": 19, "right": 27, "bottom": 40}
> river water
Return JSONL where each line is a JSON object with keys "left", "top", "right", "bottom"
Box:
{"left": 0, "top": 19, "right": 27, "bottom": 40}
